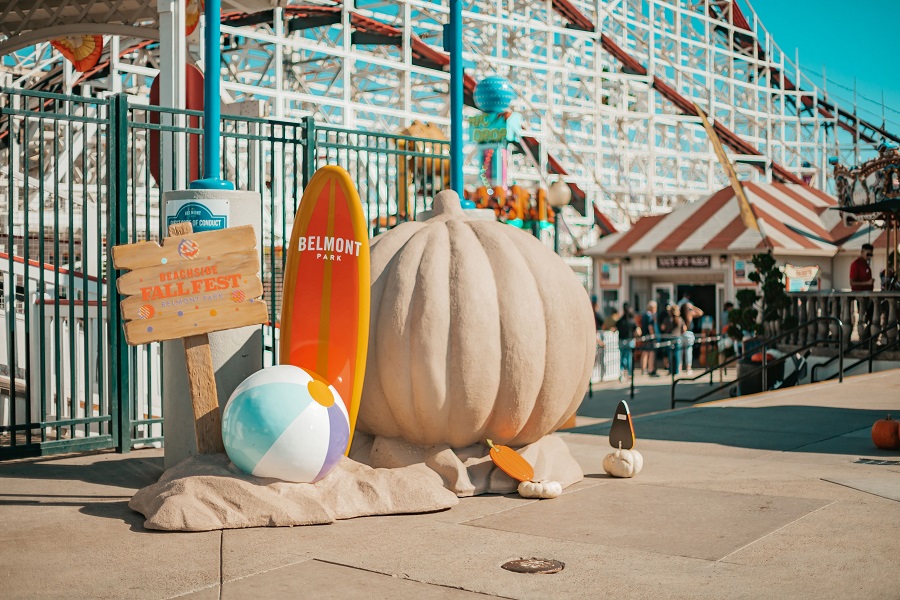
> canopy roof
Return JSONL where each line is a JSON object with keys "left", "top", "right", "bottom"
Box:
{"left": 0, "top": 0, "right": 274, "bottom": 53}
{"left": 583, "top": 182, "right": 887, "bottom": 258}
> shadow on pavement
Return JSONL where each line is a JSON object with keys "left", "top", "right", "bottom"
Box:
{"left": 80, "top": 500, "right": 156, "bottom": 532}
{"left": 579, "top": 373, "right": 736, "bottom": 419}
{"left": 569, "top": 404, "right": 886, "bottom": 455}
{"left": 0, "top": 453, "right": 164, "bottom": 488}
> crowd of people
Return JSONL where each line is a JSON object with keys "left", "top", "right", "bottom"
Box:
{"left": 588, "top": 250, "right": 900, "bottom": 385}
{"left": 592, "top": 293, "right": 710, "bottom": 382}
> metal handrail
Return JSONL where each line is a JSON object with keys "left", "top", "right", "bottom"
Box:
{"left": 811, "top": 321, "right": 900, "bottom": 383}
{"left": 626, "top": 333, "right": 723, "bottom": 399}
{"left": 671, "top": 316, "right": 844, "bottom": 409}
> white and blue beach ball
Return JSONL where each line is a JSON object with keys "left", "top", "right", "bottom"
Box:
{"left": 221, "top": 365, "right": 350, "bottom": 483}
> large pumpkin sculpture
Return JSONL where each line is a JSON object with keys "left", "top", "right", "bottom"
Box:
{"left": 357, "top": 190, "right": 594, "bottom": 448}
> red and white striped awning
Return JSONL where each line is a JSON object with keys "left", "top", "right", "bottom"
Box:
{"left": 584, "top": 183, "right": 887, "bottom": 257}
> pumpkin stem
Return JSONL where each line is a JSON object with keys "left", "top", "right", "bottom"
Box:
{"left": 432, "top": 190, "right": 465, "bottom": 217}
{"left": 486, "top": 439, "right": 496, "bottom": 449}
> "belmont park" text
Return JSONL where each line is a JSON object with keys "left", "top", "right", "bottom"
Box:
{"left": 298, "top": 235, "right": 362, "bottom": 261}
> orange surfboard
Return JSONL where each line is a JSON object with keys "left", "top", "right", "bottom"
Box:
{"left": 279, "top": 166, "right": 370, "bottom": 453}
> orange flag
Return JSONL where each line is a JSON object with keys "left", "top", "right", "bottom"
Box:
{"left": 50, "top": 35, "right": 103, "bottom": 72}
{"left": 186, "top": 0, "right": 205, "bottom": 36}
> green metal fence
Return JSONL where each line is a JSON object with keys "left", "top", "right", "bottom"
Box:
{"left": 0, "top": 88, "right": 450, "bottom": 459}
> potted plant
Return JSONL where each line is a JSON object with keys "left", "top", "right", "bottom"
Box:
{"left": 726, "top": 251, "right": 798, "bottom": 394}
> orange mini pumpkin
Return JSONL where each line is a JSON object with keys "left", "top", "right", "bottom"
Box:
{"left": 872, "top": 415, "right": 900, "bottom": 450}
{"left": 486, "top": 439, "right": 534, "bottom": 482}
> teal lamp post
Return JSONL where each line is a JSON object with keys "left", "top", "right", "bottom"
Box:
{"left": 448, "top": 0, "right": 464, "bottom": 195}
{"left": 191, "top": 0, "right": 234, "bottom": 190}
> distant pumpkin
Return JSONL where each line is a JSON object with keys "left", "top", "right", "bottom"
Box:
{"left": 357, "top": 190, "right": 594, "bottom": 448}
{"left": 872, "top": 415, "right": 900, "bottom": 450}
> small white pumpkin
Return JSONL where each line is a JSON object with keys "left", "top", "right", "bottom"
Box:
{"left": 517, "top": 480, "right": 563, "bottom": 499}
{"left": 602, "top": 446, "right": 643, "bottom": 478}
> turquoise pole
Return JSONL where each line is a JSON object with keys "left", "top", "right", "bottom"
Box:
{"left": 448, "top": 0, "right": 463, "bottom": 194}
{"left": 191, "top": 0, "right": 234, "bottom": 190}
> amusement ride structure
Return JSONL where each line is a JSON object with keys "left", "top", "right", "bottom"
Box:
{"left": 2, "top": 0, "right": 899, "bottom": 230}
{"left": 2, "top": 0, "right": 900, "bottom": 457}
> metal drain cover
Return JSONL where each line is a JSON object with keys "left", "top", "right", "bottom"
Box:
{"left": 854, "top": 458, "right": 900, "bottom": 465}
{"left": 501, "top": 558, "right": 565, "bottom": 574}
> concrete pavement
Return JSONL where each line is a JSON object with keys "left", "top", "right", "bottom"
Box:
{"left": 1, "top": 370, "right": 899, "bottom": 599}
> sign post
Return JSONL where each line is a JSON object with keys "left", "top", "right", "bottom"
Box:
{"left": 113, "top": 223, "right": 267, "bottom": 453}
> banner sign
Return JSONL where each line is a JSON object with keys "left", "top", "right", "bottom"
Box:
{"left": 784, "top": 264, "right": 820, "bottom": 292}
{"left": 599, "top": 262, "right": 621, "bottom": 288}
{"left": 733, "top": 257, "right": 757, "bottom": 287}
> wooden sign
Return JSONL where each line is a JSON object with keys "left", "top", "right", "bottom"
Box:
{"left": 112, "top": 224, "right": 267, "bottom": 345}
{"left": 112, "top": 223, "right": 268, "bottom": 454}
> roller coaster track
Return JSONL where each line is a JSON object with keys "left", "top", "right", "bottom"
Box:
{"left": 18, "top": 1, "right": 885, "bottom": 224}
{"left": 707, "top": 1, "right": 899, "bottom": 147}
{"left": 551, "top": 0, "right": 807, "bottom": 186}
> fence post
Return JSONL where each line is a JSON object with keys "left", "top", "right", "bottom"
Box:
{"left": 303, "top": 116, "right": 317, "bottom": 188}
{"left": 109, "top": 94, "right": 132, "bottom": 453}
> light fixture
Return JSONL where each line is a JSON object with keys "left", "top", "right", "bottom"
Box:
{"left": 719, "top": 254, "right": 728, "bottom": 264}
{"left": 547, "top": 178, "right": 572, "bottom": 208}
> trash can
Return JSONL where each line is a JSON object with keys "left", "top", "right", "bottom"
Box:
{"left": 736, "top": 352, "right": 784, "bottom": 396}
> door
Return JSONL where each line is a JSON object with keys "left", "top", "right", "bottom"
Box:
{"left": 675, "top": 284, "right": 717, "bottom": 332}
{"left": 652, "top": 283, "right": 674, "bottom": 313}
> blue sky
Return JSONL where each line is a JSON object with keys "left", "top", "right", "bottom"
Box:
{"left": 747, "top": 0, "right": 900, "bottom": 132}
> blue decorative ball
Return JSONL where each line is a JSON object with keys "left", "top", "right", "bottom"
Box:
{"left": 474, "top": 76, "right": 516, "bottom": 113}
{"left": 221, "top": 365, "right": 350, "bottom": 483}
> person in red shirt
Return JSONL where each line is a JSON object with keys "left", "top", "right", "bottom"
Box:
{"left": 851, "top": 243, "right": 875, "bottom": 335}
{"left": 850, "top": 244, "right": 874, "bottom": 291}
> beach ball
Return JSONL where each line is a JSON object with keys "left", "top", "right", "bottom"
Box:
{"left": 473, "top": 76, "right": 516, "bottom": 113}
{"left": 221, "top": 365, "right": 350, "bottom": 483}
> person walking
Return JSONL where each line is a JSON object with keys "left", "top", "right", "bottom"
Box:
{"left": 615, "top": 305, "right": 640, "bottom": 382}
{"left": 665, "top": 303, "right": 685, "bottom": 376}
{"left": 640, "top": 301, "right": 659, "bottom": 376}
{"left": 680, "top": 299, "right": 703, "bottom": 374}
{"left": 592, "top": 296, "right": 606, "bottom": 381}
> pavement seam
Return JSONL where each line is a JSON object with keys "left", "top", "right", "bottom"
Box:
{"left": 312, "top": 558, "right": 518, "bottom": 599}
{"left": 214, "top": 555, "right": 316, "bottom": 586}
{"left": 780, "top": 426, "right": 872, "bottom": 452}
{"left": 706, "top": 499, "right": 840, "bottom": 567}
{"left": 452, "top": 481, "right": 608, "bottom": 525}
{"left": 819, "top": 478, "right": 900, "bottom": 502}
{"left": 219, "top": 529, "right": 224, "bottom": 600}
